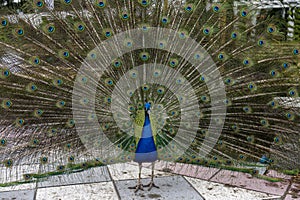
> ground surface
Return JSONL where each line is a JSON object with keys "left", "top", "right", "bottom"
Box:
{"left": 0, "top": 161, "right": 298, "bottom": 200}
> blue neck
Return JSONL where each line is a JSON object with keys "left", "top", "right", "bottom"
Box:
{"left": 142, "top": 111, "right": 152, "bottom": 137}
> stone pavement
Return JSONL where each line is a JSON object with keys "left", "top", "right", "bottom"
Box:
{"left": 0, "top": 161, "right": 298, "bottom": 200}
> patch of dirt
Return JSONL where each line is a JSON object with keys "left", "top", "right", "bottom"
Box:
{"left": 162, "top": 168, "right": 172, "bottom": 173}
{"left": 289, "top": 175, "right": 300, "bottom": 198}
{"left": 265, "top": 182, "right": 279, "bottom": 187}
{"left": 224, "top": 184, "right": 236, "bottom": 188}
{"left": 148, "top": 193, "right": 162, "bottom": 199}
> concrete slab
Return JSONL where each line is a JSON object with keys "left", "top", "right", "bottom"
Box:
{"left": 185, "top": 176, "right": 282, "bottom": 200}
{"left": 37, "top": 166, "right": 111, "bottom": 188}
{"left": 114, "top": 175, "right": 204, "bottom": 200}
{"left": 284, "top": 194, "right": 298, "bottom": 200}
{"left": 286, "top": 182, "right": 300, "bottom": 199}
{"left": 0, "top": 183, "right": 36, "bottom": 192}
{"left": 0, "top": 189, "right": 35, "bottom": 200}
{"left": 151, "top": 161, "right": 219, "bottom": 180}
{"left": 36, "top": 182, "right": 118, "bottom": 200}
{"left": 210, "top": 169, "right": 289, "bottom": 196}
{"left": 0, "top": 164, "right": 40, "bottom": 183}
{"left": 266, "top": 170, "right": 292, "bottom": 180}
{"left": 108, "top": 163, "right": 172, "bottom": 181}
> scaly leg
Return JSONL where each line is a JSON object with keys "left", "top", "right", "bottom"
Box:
{"left": 143, "top": 162, "right": 159, "bottom": 191}
{"left": 128, "top": 163, "right": 144, "bottom": 193}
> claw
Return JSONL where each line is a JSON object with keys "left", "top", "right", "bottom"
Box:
{"left": 128, "top": 184, "right": 144, "bottom": 193}
{"left": 143, "top": 182, "right": 159, "bottom": 191}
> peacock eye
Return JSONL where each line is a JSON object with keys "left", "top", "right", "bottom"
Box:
{"left": 241, "top": 11, "right": 247, "bottom": 17}
{"left": 18, "top": 29, "right": 24, "bottom": 35}
{"left": 270, "top": 70, "right": 276, "bottom": 76}
{"left": 218, "top": 54, "right": 224, "bottom": 60}
{"left": 268, "top": 27, "right": 274, "bottom": 33}
{"left": 213, "top": 6, "right": 219, "bottom": 12}
{"left": 289, "top": 90, "right": 295, "bottom": 96}
{"left": 17, "top": 119, "right": 24, "bottom": 125}
{"left": 286, "top": 113, "right": 291, "bottom": 118}
{"left": 64, "top": 0, "right": 72, "bottom": 4}
{"left": 81, "top": 77, "right": 87, "bottom": 82}
{"left": 78, "top": 25, "right": 84, "bottom": 31}
{"left": 231, "top": 32, "right": 237, "bottom": 39}
{"left": 283, "top": 63, "right": 289, "bottom": 69}
{"left": 203, "top": 29, "right": 209, "bottom": 35}
{"left": 161, "top": 17, "right": 168, "bottom": 24}
{"left": 122, "top": 13, "right": 128, "bottom": 19}
{"left": 6, "top": 160, "right": 12, "bottom": 166}
{"left": 1, "top": 139, "right": 6, "bottom": 145}
{"left": 1, "top": 20, "right": 7, "bottom": 26}
{"left": 37, "top": 1, "right": 43, "bottom": 7}
{"left": 63, "top": 52, "right": 69, "bottom": 57}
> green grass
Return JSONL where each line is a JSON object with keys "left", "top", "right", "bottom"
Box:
{"left": 256, "top": 174, "right": 283, "bottom": 182}
{"left": 0, "top": 159, "right": 292, "bottom": 187}
{"left": 282, "top": 169, "right": 299, "bottom": 176}
{"left": 0, "top": 160, "right": 105, "bottom": 188}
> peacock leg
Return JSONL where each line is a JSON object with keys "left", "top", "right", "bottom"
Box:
{"left": 143, "top": 162, "right": 159, "bottom": 191}
{"left": 128, "top": 163, "right": 144, "bottom": 193}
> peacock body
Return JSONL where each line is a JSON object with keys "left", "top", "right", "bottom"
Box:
{"left": 0, "top": 0, "right": 299, "bottom": 188}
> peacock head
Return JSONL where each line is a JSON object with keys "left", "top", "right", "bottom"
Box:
{"left": 144, "top": 102, "right": 151, "bottom": 111}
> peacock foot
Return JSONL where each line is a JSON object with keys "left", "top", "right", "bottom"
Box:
{"left": 128, "top": 184, "right": 144, "bottom": 193}
{"left": 143, "top": 182, "right": 159, "bottom": 191}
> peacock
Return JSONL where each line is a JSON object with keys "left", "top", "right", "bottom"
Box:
{"left": 0, "top": 0, "right": 299, "bottom": 194}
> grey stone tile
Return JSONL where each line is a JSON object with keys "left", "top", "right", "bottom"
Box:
{"left": 115, "top": 175, "right": 204, "bottom": 200}
{"left": 37, "top": 166, "right": 111, "bottom": 188}
{"left": 36, "top": 182, "right": 117, "bottom": 200}
{"left": 185, "top": 176, "right": 282, "bottom": 200}
{"left": 0, "top": 189, "right": 35, "bottom": 200}
{"left": 0, "top": 165, "right": 40, "bottom": 183}
{"left": 0, "top": 183, "right": 36, "bottom": 192}
{"left": 210, "top": 169, "right": 289, "bottom": 196}
{"left": 108, "top": 163, "right": 172, "bottom": 181}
